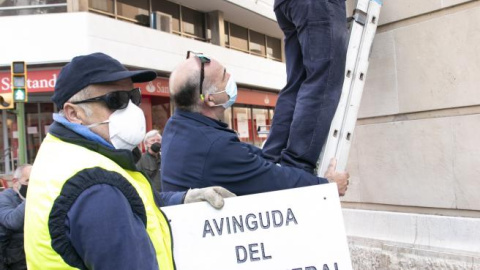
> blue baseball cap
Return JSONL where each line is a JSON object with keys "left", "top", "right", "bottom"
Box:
{"left": 52, "top": 52, "right": 157, "bottom": 108}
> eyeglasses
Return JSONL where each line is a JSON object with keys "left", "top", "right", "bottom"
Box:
{"left": 186, "top": 51, "right": 211, "bottom": 98}
{"left": 71, "top": 88, "right": 141, "bottom": 110}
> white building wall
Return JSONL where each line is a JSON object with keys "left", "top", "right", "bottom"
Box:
{"left": 344, "top": 0, "right": 480, "bottom": 215}
{"left": 343, "top": 0, "right": 480, "bottom": 268}
{"left": 0, "top": 12, "right": 286, "bottom": 90}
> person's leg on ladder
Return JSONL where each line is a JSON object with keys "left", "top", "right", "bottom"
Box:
{"left": 279, "top": 0, "right": 348, "bottom": 174}
{"left": 262, "top": 0, "right": 306, "bottom": 163}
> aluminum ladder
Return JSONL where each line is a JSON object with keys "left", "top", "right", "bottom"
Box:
{"left": 317, "top": 0, "right": 383, "bottom": 177}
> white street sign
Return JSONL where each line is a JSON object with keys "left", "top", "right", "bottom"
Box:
{"left": 161, "top": 184, "right": 352, "bottom": 270}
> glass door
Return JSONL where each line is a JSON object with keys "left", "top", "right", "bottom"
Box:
{"left": 25, "top": 102, "right": 55, "bottom": 165}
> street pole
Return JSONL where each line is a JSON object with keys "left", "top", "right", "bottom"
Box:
{"left": 2, "top": 110, "right": 11, "bottom": 173}
{"left": 16, "top": 102, "right": 27, "bottom": 164}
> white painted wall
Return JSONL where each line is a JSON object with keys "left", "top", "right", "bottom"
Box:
{"left": 342, "top": 1, "right": 480, "bottom": 212}
{"left": 342, "top": 0, "right": 480, "bottom": 263}
{"left": 344, "top": 209, "right": 480, "bottom": 253}
{"left": 226, "top": 0, "right": 276, "bottom": 21}
{"left": 0, "top": 12, "right": 286, "bottom": 91}
{"left": 346, "top": 0, "right": 475, "bottom": 25}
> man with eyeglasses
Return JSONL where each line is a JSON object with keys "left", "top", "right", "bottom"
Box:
{"left": 24, "top": 52, "right": 234, "bottom": 270}
{"left": 0, "top": 164, "right": 31, "bottom": 270}
{"left": 161, "top": 52, "right": 349, "bottom": 196}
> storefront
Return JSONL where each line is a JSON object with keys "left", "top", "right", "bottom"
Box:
{"left": 0, "top": 67, "right": 277, "bottom": 173}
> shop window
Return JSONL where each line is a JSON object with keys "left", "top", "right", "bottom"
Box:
{"left": 0, "top": 101, "right": 55, "bottom": 173}
{"left": 25, "top": 102, "right": 54, "bottom": 165}
{"left": 229, "top": 23, "right": 248, "bottom": 52}
{"left": 231, "top": 106, "right": 273, "bottom": 146}
{"left": 252, "top": 108, "right": 270, "bottom": 147}
{"left": 233, "top": 107, "right": 252, "bottom": 144}
{"left": 269, "top": 108, "right": 275, "bottom": 122}
{"left": 249, "top": 30, "right": 266, "bottom": 57}
{"left": 151, "top": 97, "right": 171, "bottom": 133}
{"left": 181, "top": 6, "right": 205, "bottom": 40}
{"left": 152, "top": 0, "right": 180, "bottom": 33}
{"left": 267, "top": 36, "right": 282, "bottom": 61}
{"left": 0, "top": 0, "right": 67, "bottom": 16}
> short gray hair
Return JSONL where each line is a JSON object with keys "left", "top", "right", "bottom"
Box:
{"left": 144, "top": 130, "right": 161, "bottom": 145}
{"left": 59, "top": 86, "right": 93, "bottom": 117}
{"left": 203, "top": 79, "right": 219, "bottom": 97}
{"left": 14, "top": 164, "right": 32, "bottom": 179}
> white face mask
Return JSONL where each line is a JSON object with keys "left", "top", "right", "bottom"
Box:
{"left": 210, "top": 75, "right": 237, "bottom": 109}
{"left": 88, "top": 100, "right": 146, "bottom": 150}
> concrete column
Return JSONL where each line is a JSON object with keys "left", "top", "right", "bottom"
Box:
{"left": 208, "top": 10, "right": 225, "bottom": 47}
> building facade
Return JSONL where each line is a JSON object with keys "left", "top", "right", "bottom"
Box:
{"left": 1, "top": 0, "right": 479, "bottom": 269}
{"left": 0, "top": 0, "right": 283, "bottom": 172}
{"left": 343, "top": 0, "right": 480, "bottom": 268}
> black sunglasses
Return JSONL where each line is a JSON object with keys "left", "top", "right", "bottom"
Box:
{"left": 71, "top": 88, "right": 141, "bottom": 110}
{"left": 186, "top": 51, "right": 211, "bottom": 98}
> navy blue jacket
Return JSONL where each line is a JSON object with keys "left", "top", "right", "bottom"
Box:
{"left": 161, "top": 110, "right": 327, "bottom": 196}
{"left": 0, "top": 189, "right": 26, "bottom": 268}
{"left": 47, "top": 121, "right": 185, "bottom": 270}
{"left": 0, "top": 189, "right": 25, "bottom": 231}
{"left": 274, "top": 0, "right": 287, "bottom": 9}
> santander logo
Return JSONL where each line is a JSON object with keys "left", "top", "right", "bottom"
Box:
{"left": 264, "top": 95, "right": 270, "bottom": 105}
{"left": 146, "top": 81, "right": 156, "bottom": 93}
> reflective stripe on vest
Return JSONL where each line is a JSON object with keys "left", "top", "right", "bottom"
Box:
{"left": 25, "top": 134, "right": 174, "bottom": 270}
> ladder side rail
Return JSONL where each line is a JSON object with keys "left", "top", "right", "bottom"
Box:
{"left": 316, "top": 0, "right": 372, "bottom": 177}
{"left": 316, "top": 19, "right": 366, "bottom": 177}
{"left": 334, "top": 0, "right": 382, "bottom": 173}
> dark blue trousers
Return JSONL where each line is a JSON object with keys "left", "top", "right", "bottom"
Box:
{"left": 262, "top": 0, "right": 348, "bottom": 174}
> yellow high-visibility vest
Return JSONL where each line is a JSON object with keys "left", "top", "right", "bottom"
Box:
{"left": 25, "top": 134, "right": 175, "bottom": 270}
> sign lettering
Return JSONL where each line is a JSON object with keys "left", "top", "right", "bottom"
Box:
{"left": 162, "top": 184, "right": 352, "bottom": 270}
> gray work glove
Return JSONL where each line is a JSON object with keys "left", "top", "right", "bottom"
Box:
{"left": 184, "top": 186, "right": 236, "bottom": 209}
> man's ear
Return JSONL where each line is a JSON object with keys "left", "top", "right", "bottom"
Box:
{"left": 204, "top": 93, "right": 217, "bottom": 107}
{"left": 63, "top": 103, "right": 84, "bottom": 124}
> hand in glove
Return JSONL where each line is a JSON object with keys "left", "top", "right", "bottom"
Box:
{"left": 184, "top": 186, "right": 236, "bottom": 209}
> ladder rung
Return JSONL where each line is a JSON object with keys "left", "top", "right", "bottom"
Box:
{"left": 353, "top": 9, "right": 368, "bottom": 26}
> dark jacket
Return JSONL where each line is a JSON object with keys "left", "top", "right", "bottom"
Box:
{"left": 161, "top": 109, "right": 327, "bottom": 196}
{"left": 274, "top": 0, "right": 287, "bottom": 9}
{"left": 0, "top": 189, "right": 26, "bottom": 270}
{"left": 137, "top": 152, "right": 161, "bottom": 192}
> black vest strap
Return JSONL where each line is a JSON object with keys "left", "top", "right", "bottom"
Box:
{"left": 48, "top": 167, "right": 147, "bottom": 269}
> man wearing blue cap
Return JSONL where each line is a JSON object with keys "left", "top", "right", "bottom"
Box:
{"left": 24, "top": 52, "right": 234, "bottom": 270}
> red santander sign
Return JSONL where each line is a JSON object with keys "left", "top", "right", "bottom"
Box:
{"left": 1, "top": 70, "right": 59, "bottom": 93}
{"left": 0, "top": 69, "right": 170, "bottom": 96}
